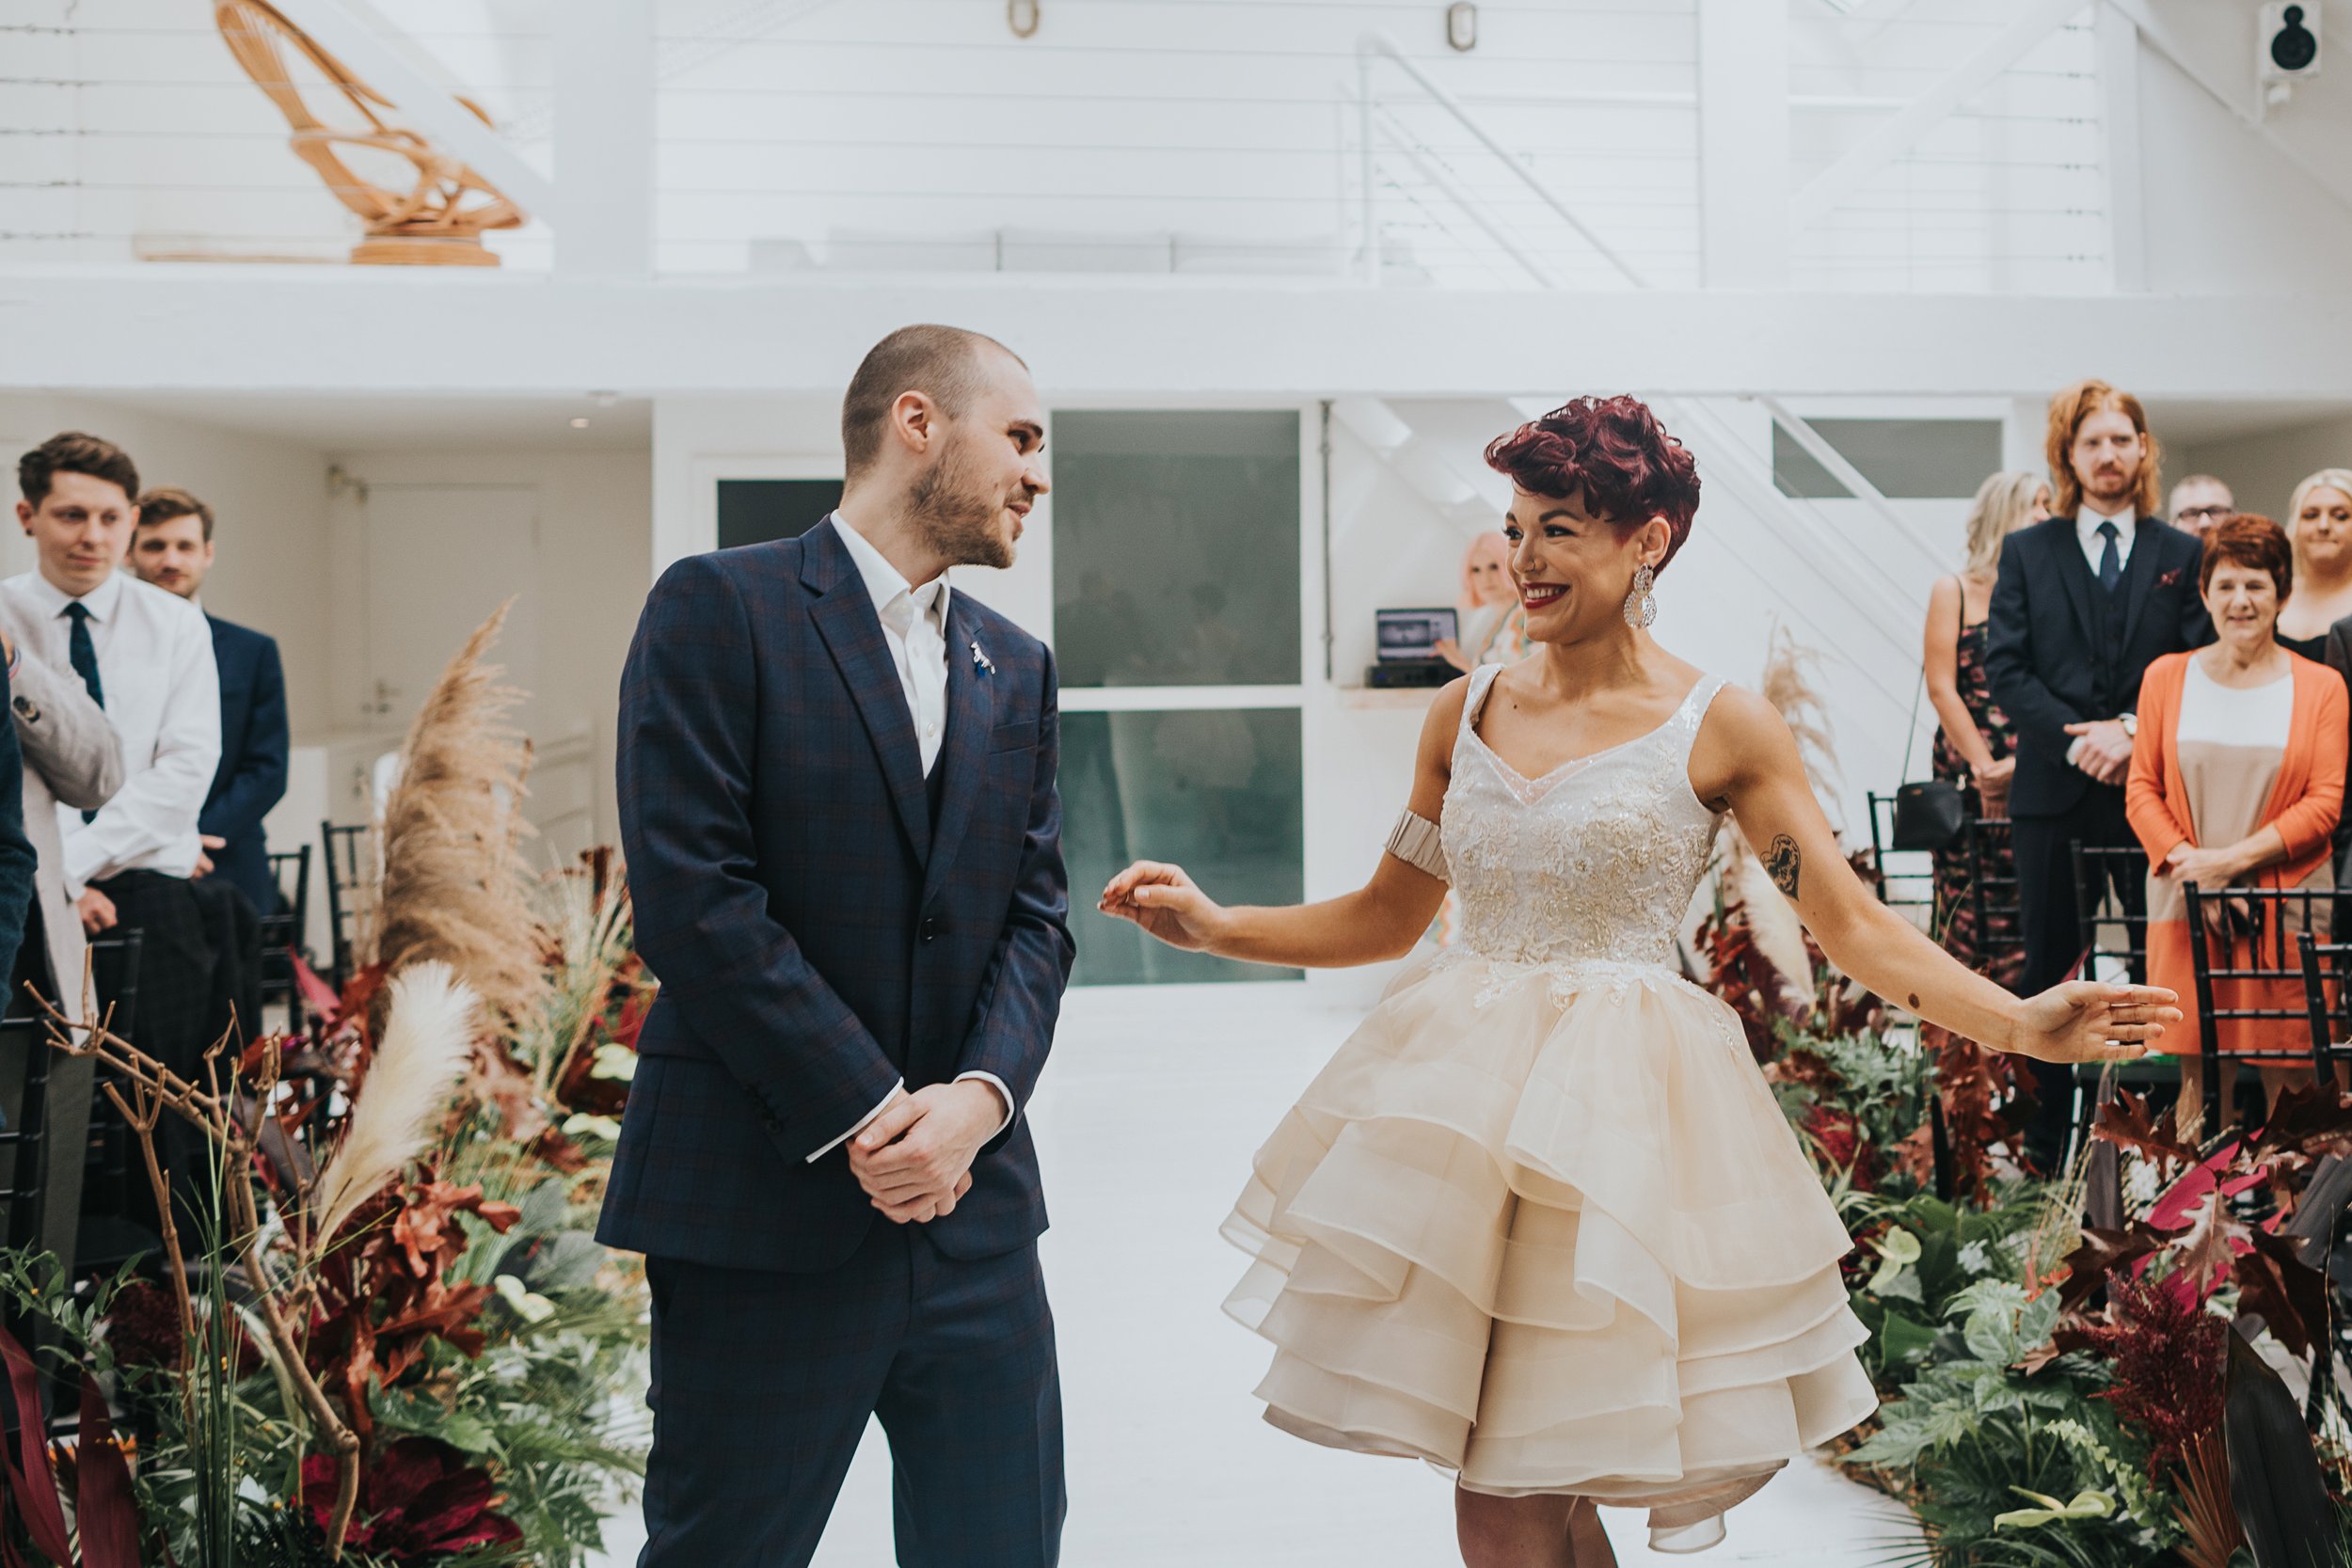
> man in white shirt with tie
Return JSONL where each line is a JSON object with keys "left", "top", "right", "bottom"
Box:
{"left": 7, "top": 429, "right": 227, "bottom": 1227}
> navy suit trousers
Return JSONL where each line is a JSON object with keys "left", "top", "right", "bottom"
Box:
{"left": 639, "top": 1225, "right": 1065, "bottom": 1568}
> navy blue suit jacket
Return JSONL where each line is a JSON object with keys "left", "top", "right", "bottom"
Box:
{"left": 199, "top": 614, "right": 290, "bottom": 913}
{"left": 1985, "top": 515, "right": 2209, "bottom": 818}
{"left": 598, "top": 519, "right": 1074, "bottom": 1274}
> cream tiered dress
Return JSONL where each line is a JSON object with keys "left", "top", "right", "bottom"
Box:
{"left": 1221, "top": 667, "right": 1879, "bottom": 1552}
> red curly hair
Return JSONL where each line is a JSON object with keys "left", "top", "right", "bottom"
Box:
{"left": 1483, "top": 395, "right": 1701, "bottom": 572}
{"left": 2199, "top": 512, "right": 2293, "bottom": 601}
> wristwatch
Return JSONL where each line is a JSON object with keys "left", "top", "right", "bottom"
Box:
{"left": 2118, "top": 712, "right": 2138, "bottom": 738}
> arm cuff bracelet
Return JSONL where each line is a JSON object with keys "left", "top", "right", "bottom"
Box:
{"left": 1385, "top": 808, "right": 1449, "bottom": 882}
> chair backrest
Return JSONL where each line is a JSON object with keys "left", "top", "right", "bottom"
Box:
{"left": 1862, "top": 791, "right": 1936, "bottom": 926}
{"left": 1956, "top": 815, "right": 2024, "bottom": 965}
{"left": 319, "top": 821, "right": 369, "bottom": 987}
{"left": 2186, "top": 881, "right": 2331, "bottom": 1117}
{"left": 2296, "top": 932, "right": 2351, "bottom": 1067}
{"left": 78, "top": 930, "right": 144, "bottom": 1215}
{"left": 260, "top": 845, "right": 313, "bottom": 1030}
{"left": 2070, "top": 841, "right": 2149, "bottom": 982}
{"left": 0, "top": 1010, "right": 56, "bottom": 1256}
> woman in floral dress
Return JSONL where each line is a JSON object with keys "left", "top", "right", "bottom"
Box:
{"left": 1925, "top": 471, "right": 2047, "bottom": 989}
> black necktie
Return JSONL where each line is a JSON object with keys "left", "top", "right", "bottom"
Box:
{"left": 65, "top": 602, "right": 102, "bottom": 822}
{"left": 2096, "top": 520, "right": 2122, "bottom": 594}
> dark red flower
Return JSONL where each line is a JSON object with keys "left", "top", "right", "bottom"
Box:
{"left": 302, "top": 1436, "right": 521, "bottom": 1561}
{"left": 103, "top": 1281, "right": 183, "bottom": 1370}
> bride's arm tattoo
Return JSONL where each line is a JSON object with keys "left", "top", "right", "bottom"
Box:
{"left": 1764, "top": 834, "right": 1801, "bottom": 900}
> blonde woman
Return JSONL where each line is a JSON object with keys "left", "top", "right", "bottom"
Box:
{"left": 1437, "top": 531, "right": 1534, "bottom": 671}
{"left": 2280, "top": 469, "right": 2352, "bottom": 659}
{"left": 1922, "top": 470, "right": 2050, "bottom": 985}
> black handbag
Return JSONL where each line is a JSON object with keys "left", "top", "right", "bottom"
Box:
{"left": 1889, "top": 586, "right": 1969, "bottom": 853}
{"left": 1891, "top": 777, "right": 1967, "bottom": 852}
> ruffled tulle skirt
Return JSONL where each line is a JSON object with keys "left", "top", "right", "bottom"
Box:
{"left": 1221, "top": 952, "right": 1880, "bottom": 1554}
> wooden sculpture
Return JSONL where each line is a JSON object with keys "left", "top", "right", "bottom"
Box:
{"left": 215, "top": 0, "right": 526, "bottom": 266}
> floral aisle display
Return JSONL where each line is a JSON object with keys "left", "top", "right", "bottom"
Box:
{"left": 1691, "top": 880, "right": 2352, "bottom": 1567}
{"left": 0, "top": 605, "right": 653, "bottom": 1567}
{"left": 1676, "top": 633, "right": 2352, "bottom": 1565}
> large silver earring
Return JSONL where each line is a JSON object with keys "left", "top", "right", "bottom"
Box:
{"left": 1624, "top": 563, "right": 1658, "bottom": 628}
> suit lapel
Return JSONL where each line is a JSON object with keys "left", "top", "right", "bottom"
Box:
{"left": 2048, "top": 520, "right": 2098, "bottom": 646}
{"left": 802, "top": 521, "right": 931, "bottom": 864}
{"left": 2115, "top": 515, "right": 2165, "bottom": 651}
{"left": 920, "top": 594, "right": 996, "bottom": 908}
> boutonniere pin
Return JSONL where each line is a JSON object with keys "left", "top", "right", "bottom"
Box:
{"left": 2157, "top": 568, "right": 2183, "bottom": 588}
{"left": 971, "top": 640, "right": 995, "bottom": 676}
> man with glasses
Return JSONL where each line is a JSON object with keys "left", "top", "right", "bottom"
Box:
{"left": 2169, "top": 474, "right": 2235, "bottom": 539}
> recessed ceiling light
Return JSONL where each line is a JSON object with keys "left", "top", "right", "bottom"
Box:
{"left": 570, "top": 417, "right": 591, "bottom": 428}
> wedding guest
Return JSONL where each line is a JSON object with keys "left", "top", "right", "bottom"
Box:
{"left": 1923, "top": 470, "right": 2048, "bottom": 987}
{"left": 2280, "top": 471, "right": 2352, "bottom": 660}
{"left": 131, "top": 486, "right": 290, "bottom": 916}
{"left": 2169, "top": 474, "right": 2234, "bottom": 540}
{"left": 1434, "top": 531, "right": 1532, "bottom": 671}
{"left": 1988, "top": 379, "right": 2211, "bottom": 1169}
{"left": 4, "top": 432, "right": 247, "bottom": 1227}
{"left": 2, "top": 435, "right": 127, "bottom": 1278}
{"left": 2128, "top": 513, "right": 2344, "bottom": 1130}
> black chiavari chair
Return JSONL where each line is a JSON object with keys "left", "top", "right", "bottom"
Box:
{"left": 74, "top": 930, "right": 152, "bottom": 1275}
{"left": 2065, "top": 841, "right": 2174, "bottom": 1168}
{"left": 259, "top": 845, "right": 311, "bottom": 1032}
{"left": 320, "top": 820, "right": 370, "bottom": 989}
{"left": 2185, "top": 880, "right": 2334, "bottom": 1135}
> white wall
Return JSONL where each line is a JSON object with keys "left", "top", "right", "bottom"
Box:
{"left": 2176, "top": 413, "right": 2352, "bottom": 524}
{"left": 320, "top": 447, "right": 652, "bottom": 850}
{"left": 0, "top": 395, "right": 333, "bottom": 736}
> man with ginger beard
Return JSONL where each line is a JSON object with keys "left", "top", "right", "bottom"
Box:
{"left": 601, "top": 325, "right": 1073, "bottom": 1566}
{"left": 1988, "top": 380, "right": 2211, "bottom": 1168}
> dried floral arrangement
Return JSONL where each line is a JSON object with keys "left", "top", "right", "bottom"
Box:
{"left": 0, "top": 606, "right": 654, "bottom": 1567}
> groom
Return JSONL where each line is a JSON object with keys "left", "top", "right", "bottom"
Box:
{"left": 601, "top": 325, "right": 1073, "bottom": 1566}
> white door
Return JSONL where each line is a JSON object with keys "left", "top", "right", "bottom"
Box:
{"left": 360, "top": 484, "right": 542, "bottom": 736}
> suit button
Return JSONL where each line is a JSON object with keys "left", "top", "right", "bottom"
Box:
{"left": 920, "top": 917, "right": 941, "bottom": 943}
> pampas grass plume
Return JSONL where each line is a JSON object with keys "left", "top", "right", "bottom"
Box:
{"left": 310, "top": 961, "right": 480, "bottom": 1246}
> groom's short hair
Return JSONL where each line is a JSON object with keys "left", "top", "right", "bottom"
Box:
{"left": 842, "top": 325, "right": 1026, "bottom": 478}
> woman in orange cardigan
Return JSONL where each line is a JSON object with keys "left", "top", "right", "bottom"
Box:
{"left": 2128, "top": 513, "right": 2348, "bottom": 1130}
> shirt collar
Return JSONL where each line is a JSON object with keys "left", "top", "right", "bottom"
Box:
{"left": 834, "top": 515, "right": 951, "bottom": 632}
{"left": 25, "top": 566, "right": 123, "bottom": 623}
{"left": 2075, "top": 502, "right": 2137, "bottom": 546}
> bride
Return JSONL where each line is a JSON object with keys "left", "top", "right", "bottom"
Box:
{"left": 1098, "top": 396, "right": 2176, "bottom": 1567}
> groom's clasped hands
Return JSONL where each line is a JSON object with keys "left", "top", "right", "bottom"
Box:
{"left": 848, "top": 1081, "right": 1005, "bottom": 1224}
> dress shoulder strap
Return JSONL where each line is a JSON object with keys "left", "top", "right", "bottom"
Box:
{"left": 1667, "top": 674, "right": 1730, "bottom": 758}
{"left": 1461, "top": 662, "right": 1503, "bottom": 736}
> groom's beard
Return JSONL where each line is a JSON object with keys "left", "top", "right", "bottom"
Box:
{"left": 909, "top": 436, "right": 1017, "bottom": 571}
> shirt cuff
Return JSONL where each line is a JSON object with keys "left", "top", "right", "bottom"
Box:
{"left": 954, "top": 1070, "right": 1017, "bottom": 1136}
{"left": 803, "top": 1080, "right": 904, "bottom": 1164}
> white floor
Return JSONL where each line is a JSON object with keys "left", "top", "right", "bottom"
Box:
{"left": 590, "top": 983, "right": 1921, "bottom": 1567}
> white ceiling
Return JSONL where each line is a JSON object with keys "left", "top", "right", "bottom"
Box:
{"left": 85, "top": 392, "right": 654, "bottom": 453}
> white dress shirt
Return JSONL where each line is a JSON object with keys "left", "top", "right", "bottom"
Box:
{"left": 0, "top": 570, "right": 220, "bottom": 896}
{"left": 806, "top": 519, "right": 1014, "bottom": 1164}
{"left": 2074, "top": 502, "right": 2137, "bottom": 578}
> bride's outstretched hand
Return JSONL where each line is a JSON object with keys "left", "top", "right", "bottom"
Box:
{"left": 1099, "top": 861, "right": 1227, "bottom": 952}
{"left": 2007, "top": 981, "right": 2180, "bottom": 1064}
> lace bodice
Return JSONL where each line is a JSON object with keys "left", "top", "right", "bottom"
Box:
{"left": 1442, "top": 664, "right": 1726, "bottom": 971}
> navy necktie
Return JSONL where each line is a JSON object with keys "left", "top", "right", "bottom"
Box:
{"left": 63, "top": 601, "right": 102, "bottom": 708}
{"left": 64, "top": 602, "right": 102, "bottom": 822}
{"left": 2095, "top": 519, "right": 2122, "bottom": 594}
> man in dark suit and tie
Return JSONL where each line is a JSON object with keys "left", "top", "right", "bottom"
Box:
{"left": 1988, "top": 379, "right": 2211, "bottom": 1168}
{"left": 130, "top": 487, "right": 290, "bottom": 915}
{"left": 601, "top": 325, "right": 1072, "bottom": 1567}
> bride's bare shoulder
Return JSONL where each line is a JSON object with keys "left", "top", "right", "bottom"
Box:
{"left": 1420, "top": 675, "right": 1473, "bottom": 752}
